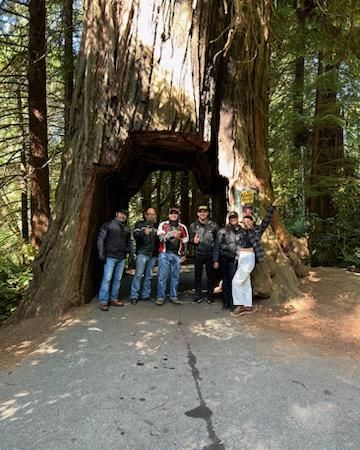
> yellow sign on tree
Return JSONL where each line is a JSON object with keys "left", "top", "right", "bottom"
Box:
{"left": 240, "top": 191, "right": 255, "bottom": 205}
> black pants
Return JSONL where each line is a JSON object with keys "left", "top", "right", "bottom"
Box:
{"left": 219, "top": 255, "right": 236, "bottom": 308}
{"left": 194, "top": 253, "right": 214, "bottom": 300}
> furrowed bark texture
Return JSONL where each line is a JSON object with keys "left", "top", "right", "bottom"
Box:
{"left": 28, "top": 0, "right": 50, "bottom": 249}
{"left": 17, "top": 0, "right": 304, "bottom": 319}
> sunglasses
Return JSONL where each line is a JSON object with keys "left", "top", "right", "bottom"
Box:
{"left": 169, "top": 210, "right": 179, "bottom": 214}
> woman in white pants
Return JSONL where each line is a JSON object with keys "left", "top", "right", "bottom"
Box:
{"left": 231, "top": 200, "right": 278, "bottom": 316}
{"left": 232, "top": 248, "right": 256, "bottom": 315}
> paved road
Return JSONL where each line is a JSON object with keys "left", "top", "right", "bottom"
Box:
{"left": 1, "top": 270, "right": 360, "bottom": 450}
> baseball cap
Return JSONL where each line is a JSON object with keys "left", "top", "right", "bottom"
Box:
{"left": 116, "top": 209, "right": 129, "bottom": 216}
{"left": 243, "top": 215, "right": 255, "bottom": 222}
{"left": 197, "top": 205, "right": 209, "bottom": 212}
{"left": 228, "top": 211, "right": 238, "bottom": 219}
{"left": 169, "top": 207, "right": 180, "bottom": 214}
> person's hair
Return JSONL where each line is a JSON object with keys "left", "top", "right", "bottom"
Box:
{"left": 144, "top": 207, "right": 157, "bottom": 214}
{"left": 243, "top": 215, "right": 255, "bottom": 222}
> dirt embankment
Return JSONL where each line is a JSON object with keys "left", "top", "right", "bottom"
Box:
{"left": 255, "top": 267, "right": 360, "bottom": 358}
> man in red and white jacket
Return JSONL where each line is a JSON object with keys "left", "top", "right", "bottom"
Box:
{"left": 156, "top": 207, "right": 189, "bottom": 306}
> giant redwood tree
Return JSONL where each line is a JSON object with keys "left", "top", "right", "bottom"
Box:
{"left": 17, "top": 0, "right": 306, "bottom": 319}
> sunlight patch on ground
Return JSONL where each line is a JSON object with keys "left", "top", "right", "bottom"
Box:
{"left": 339, "top": 304, "right": 360, "bottom": 341}
{"left": 190, "top": 318, "right": 257, "bottom": 340}
{"left": 5, "top": 340, "right": 32, "bottom": 355}
{"left": 281, "top": 293, "right": 316, "bottom": 314}
{"left": 0, "top": 397, "right": 37, "bottom": 422}
{"left": 290, "top": 401, "right": 337, "bottom": 430}
{"left": 30, "top": 336, "right": 62, "bottom": 356}
{"left": 307, "top": 271, "right": 321, "bottom": 283}
{"left": 14, "top": 391, "right": 30, "bottom": 398}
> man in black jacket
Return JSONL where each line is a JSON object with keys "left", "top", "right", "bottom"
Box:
{"left": 213, "top": 211, "right": 242, "bottom": 310}
{"left": 189, "top": 205, "right": 219, "bottom": 304}
{"left": 130, "top": 207, "right": 158, "bottom": 304}
{"left": 97, "top": 209, "right": 132, "bottom": 311}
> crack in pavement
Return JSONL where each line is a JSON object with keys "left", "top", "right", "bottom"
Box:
{"left": 176, "top": 312, "right": 225, "bottom": 450}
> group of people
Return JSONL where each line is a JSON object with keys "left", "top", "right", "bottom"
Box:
{"left": 97, "top": 201, "right": 278, "bottom": 316}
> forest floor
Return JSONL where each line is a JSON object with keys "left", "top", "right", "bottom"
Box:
{"left": 0, "top": 266, "right": 359, "bottom": 370}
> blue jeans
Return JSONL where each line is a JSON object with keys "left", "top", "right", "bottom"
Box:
{"left": 157, "top": 252, "right": 181, "bottom": 301}
{"left": 130, "top": 254, "right": 157, "bottom": 299}
{"left": 98, "top": 257, "right": 126, "bottom": 304}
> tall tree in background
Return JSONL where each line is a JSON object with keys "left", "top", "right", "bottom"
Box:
{"left": 28, "top": 0, "right": 50, "bottom": 248}
{"left": 309, "top": 55, "right": 344, "bottom": 218}
{"left": 63, "top": 0, "right": 74, "bottom": 145}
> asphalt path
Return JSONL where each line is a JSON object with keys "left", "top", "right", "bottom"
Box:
{"left": 1, "top": 268, "right": 359, "bottom": 450}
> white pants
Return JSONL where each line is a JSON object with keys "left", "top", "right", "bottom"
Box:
{"left": 232, "top": 252, "right": 256, "bottom": 307}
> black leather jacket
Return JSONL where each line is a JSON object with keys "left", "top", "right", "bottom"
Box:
{"left": 97, "top": 219, "right": 132, "bottom": 260}
{"left": 133, "top": 220, "right": 159, "bottom": 257}
{"left": 189, "top": 220, "right": 219, "bottom": 256}
{"left": 213, "top": 225, "right": 243, "bottom": 260}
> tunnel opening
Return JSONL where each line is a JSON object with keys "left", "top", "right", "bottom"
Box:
{"left": 82, "top": 131, "right": 228, "bottom": 303}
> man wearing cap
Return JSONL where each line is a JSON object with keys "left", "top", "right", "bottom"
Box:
{"left": 213, "top": 211, "right": 242, "bottom": 310}
{"left": 189, "top": 205, "right": 219, "bottom": 304}
{"left": 156, "top": 207, "right": 189, "bottom": 306}
{"left": 129, "top": 207, "right": 159, "bottom": 304}
{"left": 97, "top": 209, "right": 132, "bottom": 311}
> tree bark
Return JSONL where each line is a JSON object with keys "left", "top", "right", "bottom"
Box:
{"left": 169, "top": 172, "right": 177, "bottom": 207}
{"left": 180, "top": 171, "right": 190, "bottom": 226}
{"left": 28, "top": 0, "right": 50, "bottom": 249}
{"left": 63, "top": 0, "right": 74, "bottom": 145}
{"left": 17, "top": 85, "right": 29, "bottom": 242}
{"left": 309, "top": 53, "right": 344, "bottom": 219}
{"left": 16, "top": 0, "right": 305, "bottom": 319}
{"left": 140, "top": 175, "right": 152, "bottom": 211}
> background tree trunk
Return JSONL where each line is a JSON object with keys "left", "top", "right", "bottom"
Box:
{"left": 28, "top": 0, "right": 50, "bottom": 249}
{"left": 17, "top": 85, "right": 29, "bottom": 242}
{"left": 309, "top": 54, "right": 344, "bottom": 219}
{"left": 63, "top": 0, "right": 74, "bottom": 145}
{"left": 16, "top": 0, "right": 305, "bottom": 319}
{"left": 180, "top": 172, "right": 190, "bottom": 226}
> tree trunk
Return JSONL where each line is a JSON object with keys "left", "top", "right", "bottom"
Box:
{"left": 63, "top": 0, "right": 74, "bottom": 145}
{"left": 17, "top": 0, "right": 305, "bottom": 319}
{"left": 293, "top": 0, "right": 314, "bottom": 220}
{"left": 28, "top": 0, "right": 50, "bottom": 249}
{"left": 180, "top": 171, "right": 190, "bottom": 226}
{"left": 140, "top": 175, "right": 152, "bottom": 211}
{"left": 17, "top": 85, "right": 29, "bottom": 242}
{"left": 309, "top": 53, "right": 344, "bottom": 219}
{"left": 169, "top": 172, "right": 177, "bottom": 207}
{"left": 155, "top": 172, "right": 163, "bottom": 218}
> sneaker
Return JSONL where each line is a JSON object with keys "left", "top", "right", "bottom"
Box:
{"left": 171, "top": 298, "right": 183, "bottom": 305}
{"left": 192, "top": 298, "right": 203, "bottom": 304}
{"left": 206, "top": 298, "right": 215, "bottom": 304}
{"left": 156, "top": 298, "right": 165, "bottom": 306}
{"left": 99, "top": 303, "right": 109, "bottom": 311}
{"left": 130, "top": 298, "right": 138, "bottom": 305}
